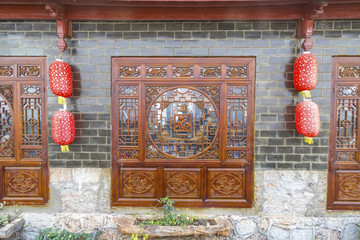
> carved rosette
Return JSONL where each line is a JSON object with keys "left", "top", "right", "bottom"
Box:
{"left": 200, "top": 66, "right": 221, "bottom": 78}
{"left": 337, "top": 85, "right": 359, "bottom": 97}
{"left": 119, "top": 66, "right": 141, "bottom": 78}
{"left": 0, "top": 66, "right": 14, "bottom": 77}
{"left": 21, "top": 85, "right": 41, "bottom": 96}
{"left": 165, "top": 170, "right": 200, "bottom": 198}
{"left": 172, "top": 66, "right": 194, "bottom": 78}
{"left": 18, "top": 66, "right": 41, "bottom": 77}
{"left": 338, "top": 172, "right": 360, "bottom": 200}
{"left": 227, "top": 86, "right": 248, "bottom": 96}
{"left": 146, "top": 66, "right": 167, "bottom": 78}
{"left": 226, "top": 66, "right": 248, "bottom": 78}
{"left": 339, "top": 66, "right": 360, "bottom": 78}
{"left": 121, "top": 169, "right": 157, "bottom": 198}
{"left": 208, "top": 169, "right": 244, "bottom": 199}
{"left": 5, "top": 169, "right": 40, "bottom": 197}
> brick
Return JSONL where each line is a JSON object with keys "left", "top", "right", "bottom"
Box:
{"left": 268, "top": 139, "right": 284, "bottom": 145}
{"left": 312, "top": 163, "right": 327, "bottom": 170}
{"left": 132, "top": 23, "right": 148, "bottom": 31}
{"left": 271, "top": 22, "right": 287, "bottom": 30}
{"left": 141, "top": 32, "right": 157, "bottom": 39}
{"left": 82, "top": 145, "right": 98, "bottom": 152}
{"left": 89, "top": 32, "right": 105, "bottom": 39}
{"left": 236, "top": 22, "right": 253, "bottom": 30}
{"left": 268, "top": 155, "right": 284, "bottom": 161}
{"left": 90, "top": 137, "right": 107, "bottom": 144}
{"left": 158, "top": 32, "right": 174, "bottom": 39}
{"left": 106, "top": 32, "right": 123, "bottom": 39}
{"left": 166, "top": 23, "right": 182, "bottom": 30}
{"left": 260, "top": 146, "right": 276, "bottom": 154}
{"left": 262, "top": 31, "right": 279, "bottom": 39}
{"left": 277, "top": 147, "right": 293, "bottom": 154}
{"left": 49, "top": 161, "right": 65, "bottom": 167}
{"left": 149, "top": 23, "right": 165, "bottom": 31}
{"left": 285, "top": 155, "right": 301, "bottom": 162}
{"left": 124, "top": 32, "right": 140, "bottom": 39}
{"left": 245, "top": 31, "right": 261, "bottom": 39}
{"left": 192, "top": 32, "right": 209, "bottom": 39}
{"left": 16, "top": 23, "right": 32, "bottom": 31}
{"left": 276, "top": 162, "right": 293, "bottom": 169}
{"left": 0, "top": 23, "right": 15, "bottom": 31}
{"left": 201, "top": 23, "right": 217, "bottom": 30}
{"left": 175, "top": 32, "right": 191, "bottom": 39}
{"left": 66, "top": 161, "right": 82, "bottom": 168}
{"left": 256, "top": 162, "right": 276, "bottom": 169}
{"left": 334, "top": 21, "right": 351, "bottom": 29}
{"left": 184, "top": 23, "right": 200, "bottom": 30}
{"left": 218, "top": 23, "right": 234, "bottom": 30}
{"left": 325, "top": 31, "right": 342, "bottom": 38}
{"left": 25, "top": 32, "right": 41, "bottom": 39}
{"left": 80, "top": 23, "right": 96, "bottom": 31}
{"left": 209, "top": 31, "right": 226, "bottom": 39}
{"left": 97, "top": 23, "right": 114, "bottom": 31}
{"left": 114, "top": 23, "right": 130, "bottom": 31}
{"left": 315, "top": 21, "right": 333, "bottom": 29}
{"left": 99, "top": 161, "right": 111, "bottom": 168}
{"left": 91, "top": 153, "right": 107, "bottom": 160}
{"left": 294, "top": 163, "right": 310, "bottom": 170}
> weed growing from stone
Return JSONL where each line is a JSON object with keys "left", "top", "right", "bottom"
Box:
{"left": 35, "top": 228, "right": 102, "bottom": 240}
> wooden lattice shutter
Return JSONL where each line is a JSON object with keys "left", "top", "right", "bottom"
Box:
{"left": 0, "top": 57, "right": 48, "bottom": 205}
{"left": 327, "top": 57, "right": 360, "bottom": 210}
{"left": 111, "top": 57, "right": 255, "bottom": 208}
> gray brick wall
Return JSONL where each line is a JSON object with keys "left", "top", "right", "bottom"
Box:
{"left": 1, "top": 20, "right": 359, "bottom": 169}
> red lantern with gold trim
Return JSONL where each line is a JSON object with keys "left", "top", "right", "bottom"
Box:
{"left": 49, "top": 59, "right": 73, "bottom": 104}
{"left": 294, "top": 52, "right": 318, "bottom": 98}
{"left": 295, "top": 100, "right": 320, "bottom": 144}
{"left": 52, "top": 110, "right": 75, "bottom": 152}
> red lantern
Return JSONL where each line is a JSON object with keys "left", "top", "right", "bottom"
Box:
{"left": 52, "top": 110, "right": 75, "bottom": 152}
{"left": 295, "top": 100, "right": 320, "bottom": 144}
{"left": 294, "top": 52, "right": 318, "bottom": 98}
{"left": 49, "top": 59, "right": 73, "bottom": 104}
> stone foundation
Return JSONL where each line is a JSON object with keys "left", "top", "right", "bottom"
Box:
{"left": 10, "top": 168, "right": 359, "bottom": 239}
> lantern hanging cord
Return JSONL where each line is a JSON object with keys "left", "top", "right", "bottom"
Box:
{"left": 60, "top": 51, "right": 63, "bottom": 60}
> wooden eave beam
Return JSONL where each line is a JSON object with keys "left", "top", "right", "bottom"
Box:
{"left": 0, "top": 3, "right": 359, "bottom": 20}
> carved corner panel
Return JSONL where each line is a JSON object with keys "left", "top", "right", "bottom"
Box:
{"left": 0, "top": 57, "right": 48, "bottom": 205}
{"left": 120, "top": 168, "right": 158, "bottom": 198}
{"left": 3, "top": 167, "right": 41, "bottom": 198}
{"left": 336, "top": 171, "right": 360, "bottom": 201}
{"left": 328, "top": 57, "right": 360, "bottom": 210}
{"left": 112, "top": 57, "right": 255, "bottom": 208}
{"left": 207, "top": 168, "right": 245, "bottom": 199}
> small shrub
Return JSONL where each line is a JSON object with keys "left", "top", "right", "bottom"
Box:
{"left": 35, "top": 228, "right": 102, "bottom": 240}
{"left": 139, "top": 197, "right": 207, "bottom": 227}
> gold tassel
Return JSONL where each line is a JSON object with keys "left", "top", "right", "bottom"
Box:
{"left": 300, "top": 91, "right": 312, "bottom": 99}
{"left": 61, "top": 145, "right": 69, "bottom": 152}
{"left": 58, "top": 96, "right": 67, "bottom": 106}
{"left": 304, "top": 137, "right": 314, "bottom": 144}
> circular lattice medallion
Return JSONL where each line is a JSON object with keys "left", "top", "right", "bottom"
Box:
{"left": 147, "top": 87, "right": 218, "bottom": 158}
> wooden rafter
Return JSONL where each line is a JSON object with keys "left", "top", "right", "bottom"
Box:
{"left": 0, "top": 2, "right": 359, "bottom": 21}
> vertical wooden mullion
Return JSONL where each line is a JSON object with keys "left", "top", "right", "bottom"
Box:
{"left": 14, "top": 82, "right": 22, "bottom": 163}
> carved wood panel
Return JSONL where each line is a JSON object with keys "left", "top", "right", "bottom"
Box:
{"left": 112, "top": 57, "right": 255, "bottom": 208}
{"left": 328, "top": 57, "right": 360, "bottom": 210}
{"left": 0, "top": 57, "right": 48, "bottom": 205}
{"left": 164, "top": 168, "right": 201, "bottom": 199}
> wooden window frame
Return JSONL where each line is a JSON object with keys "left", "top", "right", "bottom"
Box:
{"left": 327, "top": 56, "right": 360, "bottom": 210}
{"left": 111, "top": 57, "right": 255, "bottom": 208}
{"left": 0, "top": 57, "right": 48, "bottom": 205}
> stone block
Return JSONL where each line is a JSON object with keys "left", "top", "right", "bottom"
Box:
{"left": 269, "top": 226, "right": 290, "bottom": 240}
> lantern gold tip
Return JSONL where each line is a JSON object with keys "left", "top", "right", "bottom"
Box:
{"left": 304, "top": 137, "right": 314, "bottom": 144}
{"left": 300, "top": 91, "right": 312, "bottom": 99}
{"left": 58, "top": 96, "right": 67, "bottom": 106}
{"left": 61, "top": 145, "right": 70, "bottom": 152}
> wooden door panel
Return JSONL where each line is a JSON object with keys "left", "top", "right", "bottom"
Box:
{"left": 112, "top": 57, "right": 255, "bottom": 208}
{"left": 328, "top": 57, "right": 360, "bottom": 210}
{"left": 163, "top": 168, "right": 202, "bottom": 199}
{"left": 0, "top": 57, "right": 48, "bottom": 205}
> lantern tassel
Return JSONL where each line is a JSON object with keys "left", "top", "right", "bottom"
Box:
{"left": 58, "top": 96, "right": 67, "bottom": 106}
{"left": 304, "top": 137, "right": 314, "bottom": 144}
{"left": 300, "top": 91, "right": 312, "bottom": 99}
{"left": 61, "top": 145, "right": 69, "bottom": 152}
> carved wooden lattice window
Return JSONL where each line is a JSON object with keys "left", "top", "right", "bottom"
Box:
{"left": 112, "top": 57, "right": 255, "bottom": 207}
{"left": 0, "top": 57, "right": 48, "bottom": 205}
{"left": 328, "top": 57, "right": 360, "bottom": 210}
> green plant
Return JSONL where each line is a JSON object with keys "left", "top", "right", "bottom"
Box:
{"left": 131, "top": 232, "right": 148, "bottom": 240}
{"left": 139, "top": 197, "right": 207, "bottom": 227}
{"left": 35, "top": 228, "right": 102, "bottom": 240}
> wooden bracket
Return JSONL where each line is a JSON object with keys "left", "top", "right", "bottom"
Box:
{"left": 45, "top": 2, "right": 72, "bottom": 54}
{"left": 297, "top": 1, "right": 328, "bottom": 51}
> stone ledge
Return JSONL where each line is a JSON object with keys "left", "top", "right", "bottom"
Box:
{"left": 0, "top": 218, "right": 24, "bottom": 239}
{"left": 118, "top": 216, "right": 233, "bottom": 238}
